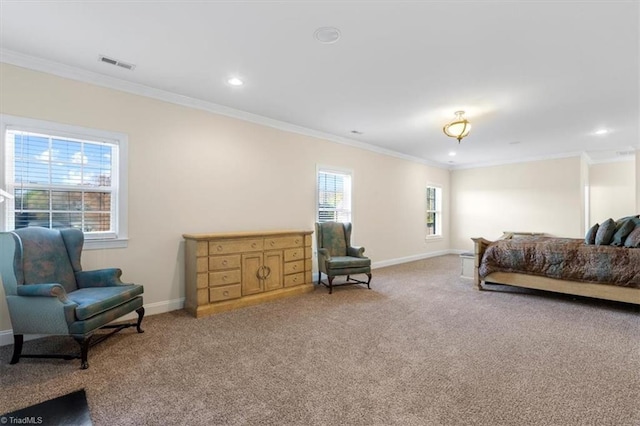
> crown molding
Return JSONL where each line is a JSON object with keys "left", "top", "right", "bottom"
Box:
{"left": 0, "top": 48, "right": 446, "bottom": 169}
{"left": 449, "top": 150, "right": 588, "bottom": 171}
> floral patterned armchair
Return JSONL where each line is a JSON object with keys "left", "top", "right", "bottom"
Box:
{"left": 315, "top": 222, "right": 371, "bottom": 294}
{"left": 0, "top": 227, "right": 144, "bottom": 369}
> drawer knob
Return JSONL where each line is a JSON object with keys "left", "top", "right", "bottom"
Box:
{"left": 217, "top": 245, "right": 223, "bottom": 252}
{"left": 293, "top": 265, "right": 297, "bottom": 270}
{"left": 223, "top": 275, "right": 227, "bottom": 281}
{"left": 295, "top": 239, "right": 300, "bottom": 244}
{"left": 222, "top": 260, "right": 228, "bottom": 266}
{"left": 270, "top": 241, "right": 275, "bottom": 246}
{"left": 223, "top": 291, "right": 229, "bottom": 297}
{"left": 293, "top": 277, "right": 298, "bottom": 282}
{"left": 252, "top": 243, "right": 257, "bottom": 248}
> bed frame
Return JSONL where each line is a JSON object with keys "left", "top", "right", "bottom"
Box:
{"left": 472, "top": 235, "right": 640, "bottom": 305}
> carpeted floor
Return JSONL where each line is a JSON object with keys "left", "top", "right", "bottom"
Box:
{"left": 1, "top": 255, "right": 638, "bottom": 425}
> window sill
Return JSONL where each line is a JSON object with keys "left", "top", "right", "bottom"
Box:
{"left": 84, "top": 238, "right": 129, "bottom": 250}
{"left": 425, "top": 236, "right": 443, "bottom": 242}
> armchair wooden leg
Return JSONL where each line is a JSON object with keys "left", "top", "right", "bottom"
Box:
{"left": 73, "top": 335, "right": 93, "bottom": 370}
{"left": 135, "top": 307, "right": 145, "bottom": 333}
{"left": 10, "top": 334, "right": 23, "bottom": 365}
{"left": 366, "top": 273, "right": 372, "bottom": 289}
{"left": 328, "top": 276, "right": 334, "bottom": 294}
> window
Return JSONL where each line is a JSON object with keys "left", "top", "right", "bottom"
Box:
{"left": 426, "top": 185, "right": 442, "bottom": 238}
{"left": 1, "top": 115, "right": 128, "bottom": 249}
{"left": 317, "top": 168, "right": 352, "bottom": 222}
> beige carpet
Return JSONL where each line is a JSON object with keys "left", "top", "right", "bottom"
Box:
{"left": 1, "top": 255, "right": 638, "bottom": 425}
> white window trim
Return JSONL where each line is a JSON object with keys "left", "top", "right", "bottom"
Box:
{"left": 425, "top": 184, "right": 443, "bottom": 241}
{"left": 316, "top": 164, "right": 353, "bottom": 224}
{"left": 0, "top": 114, "right": 128, "bottom": 249}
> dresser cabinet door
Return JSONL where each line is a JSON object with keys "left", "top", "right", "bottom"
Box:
{"left": 263, "top": 250, "right": 283, "bottom": 291}
{"left": 242, "top": 253, "right": 264, "bottom": 295}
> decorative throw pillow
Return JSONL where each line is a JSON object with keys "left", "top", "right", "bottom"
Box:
{"left": 584, "top": 223, "right": 599, "bottom": 245}
{"left": 610, "top": 219, "right": 635, "bottom": 246}
{"left": 616, "top": 215, "right": 640, "bottom": 223}
{"left": 624, "top": 226, "right": 640, "bottom": 248}
{"left": 594, "top": 218, "right": 616, "bottom": 246}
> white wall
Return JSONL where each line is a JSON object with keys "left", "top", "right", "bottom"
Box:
{"left": 450, "top": 157, "right": 584, "bottom": 251}
{"left": 0, "top": 63, "right": 450, "bottom": 336}
{"left": 589, "top": 160, "right": 636, "bottom": 224}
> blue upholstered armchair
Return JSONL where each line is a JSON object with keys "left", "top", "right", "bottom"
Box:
{"left": 0, "top": 227, "right": 144, "bottom": 369}
{"left": 315, "top": 222, "right": 372, "bottom": 294}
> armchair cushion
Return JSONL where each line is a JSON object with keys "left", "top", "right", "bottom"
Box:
{"left": 68, "top": 285, "right": 144, "bottom": 321}
{"left": 326, "top": 256, "right": 371, "bottom": 269}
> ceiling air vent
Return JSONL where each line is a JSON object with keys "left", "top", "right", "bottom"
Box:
{"left": 98, "top": 55, "right": 135, "bottom": 71}
{"left": 616, "top": 150, "right": 635, "bottom": 157}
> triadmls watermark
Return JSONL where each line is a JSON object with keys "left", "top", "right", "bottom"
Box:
{"left": 0, "top": 416, "right": 44, "bottom": 425}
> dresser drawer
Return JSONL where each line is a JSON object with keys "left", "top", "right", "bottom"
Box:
{"left": 209, "top": 269, "right": 241, "bottom": 286}
{"left": 264, "top": 236, "right": 304, "bottom": 250}
{"left": 209, "top": 255, "right": 241, "bottom": 270}
{"left": 284, "top": 248, "right": 304, "bottom": 262}
{"left": 284, "top": 260, "right": 304, "bottom": 275}
{"left": 209, "top": 239, "right": 263, "bottom": 255}
{"left": 209, "top": 284, "right": 242, "bottom": 302}
{"left": 284, "top": 272, "right": 305, "bottom": 287}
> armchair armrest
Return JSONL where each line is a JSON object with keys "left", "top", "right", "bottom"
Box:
{"left": 76, "top": 268, "right": 127, "bottom": 288}
{"left": 347, "top": 246, "right": 366, "bottom": 258}
{"left": 17, "top": 283, "right": 69, "bottom": 302}
{"left": 318, "top": 248, "right": 331, "bottom": 260}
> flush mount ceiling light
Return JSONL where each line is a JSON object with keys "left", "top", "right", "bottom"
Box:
{"left": 314, "top": 27, "right": 341, "bottom": 44}
{"left": 443, "top": 111, "right": 471, "bottom": 143}
{"left": 593, "top": 128, "right": 609, "bottom": 135}
{"left": 227, "top": 77, "right": 244, "bottom": 86}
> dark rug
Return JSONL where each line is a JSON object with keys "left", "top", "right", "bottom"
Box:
{"left": 1, "top": 389, "right": 92, "bottom": 426}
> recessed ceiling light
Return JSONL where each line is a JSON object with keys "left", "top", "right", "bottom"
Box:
{"left": 448, "top": 151, "right": 456, "bottom": 156}
{"left": 593, "top": 128, "right": 609, "bottom": 135}
{"left": 227, "top": 77, "right": 244, "bottom": 86}
{"left": 314, "top": 27, "right": 341, "bottom": 44}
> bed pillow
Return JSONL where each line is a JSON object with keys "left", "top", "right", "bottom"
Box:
{"left": 624, "top": 226, "right": 640, "bottom": 248}
{"left": 610, "top": 219, "right": 636, "bottom": 246}
{"left": 585, "top": 223, "right": 599, "bottom": 245}
{"left": 595, "top": 218, "right": 616, "bottom": 246}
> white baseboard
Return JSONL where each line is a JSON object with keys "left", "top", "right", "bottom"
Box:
{"left": 0, "top": 297, "right": 185, "bottom": 347}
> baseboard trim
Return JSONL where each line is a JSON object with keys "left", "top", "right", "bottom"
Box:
{"left": 0, "top": 298, "right": 185, "bottom": 347}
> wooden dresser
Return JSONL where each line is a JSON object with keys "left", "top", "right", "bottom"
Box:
{"left": 183, "top": 230, "right": 314, "bottom": 318}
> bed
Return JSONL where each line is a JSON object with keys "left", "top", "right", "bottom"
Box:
{"left": 472, "top": 233, "right": 640, "bottom": 305}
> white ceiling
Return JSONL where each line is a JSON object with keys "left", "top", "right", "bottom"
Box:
{"left": 1, "top": 0, "right": 638, "bottom": 168}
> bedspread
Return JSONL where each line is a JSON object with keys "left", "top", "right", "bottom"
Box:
{"left": 479, "top": 237, "right": 640, "bottom": 288}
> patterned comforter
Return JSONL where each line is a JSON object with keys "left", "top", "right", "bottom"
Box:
{"left": 479, "top": 237, "right": 640, "bottom": 288}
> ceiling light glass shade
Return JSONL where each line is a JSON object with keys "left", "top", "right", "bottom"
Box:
{"left": 227, "top": 77, "right": 244, "bottom": 86}
{"left": 443, "top": 111, "right": 471, "bottom": 143}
